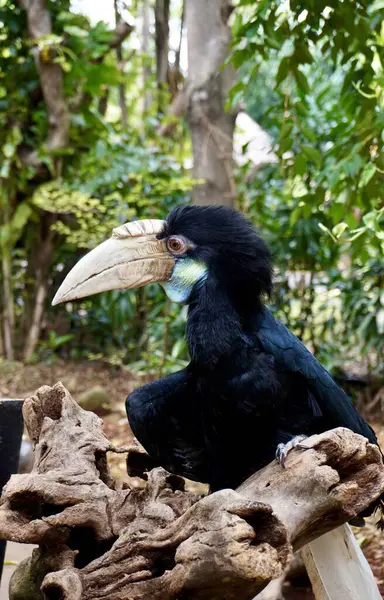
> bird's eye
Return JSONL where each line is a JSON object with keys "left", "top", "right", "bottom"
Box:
{"left": 167, "top": 236, "right": 186, "bottom": 255}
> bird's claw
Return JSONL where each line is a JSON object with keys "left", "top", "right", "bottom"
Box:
{"left": 275, "top": 435, "right": 308, "bottom": 468}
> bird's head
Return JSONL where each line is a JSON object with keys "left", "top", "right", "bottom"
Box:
{"left": 52, "top": 205, "right": 272, "bottom": 310}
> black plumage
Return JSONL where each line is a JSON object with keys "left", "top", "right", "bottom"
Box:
{"left": 126, "top": 205, "right": 383, "bottom": 519}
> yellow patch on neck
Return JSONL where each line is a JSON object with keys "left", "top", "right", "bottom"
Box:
{"left": 161, "top": 258, "right": 207, "bottom": 303}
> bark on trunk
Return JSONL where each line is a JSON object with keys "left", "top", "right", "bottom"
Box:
{"left": 23, "top": 282, "right": 47, "bottom": 361}
{"left": 142, "top": 0, "right": 152, "bottom": 113}
{"left": 155, "top": 0, "right": 170, "bottom": 112}
{"left": 114, "top": 0, "right": 128, "bottom": 128}
{"left": 186, "top": 0, "right": 237, "bottom": 206}
{"left": 98, "top": 89, "right": 109, "bottom": 116}
{"left": 18, "top": 0, "right": 70, "bottom": 169}
{"left": 1, "top": 383, "right": 383, "bottom": 600}
{"left": 0, "top": 183, "right": 14, "bottom": 360}
{"left": 1, "top": 247, "right": 14, "bottom": 360}
{"left": 23, "top": 216, "right": 55, "bottom": 361}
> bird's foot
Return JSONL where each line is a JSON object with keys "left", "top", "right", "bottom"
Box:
{"left": 275, "top": 435, "right": 308, "bottom": 468}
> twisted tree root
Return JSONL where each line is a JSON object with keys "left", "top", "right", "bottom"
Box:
{"left": 1, "top": 383, "right": 383, "bottom": 600}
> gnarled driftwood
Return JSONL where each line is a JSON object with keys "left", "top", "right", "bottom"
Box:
{"left": 1, "top": 383, "right": 383, "bottom": 600}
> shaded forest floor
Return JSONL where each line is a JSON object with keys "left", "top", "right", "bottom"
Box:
{"left": 1, "top": 359, "right": 384, "bottom": 599}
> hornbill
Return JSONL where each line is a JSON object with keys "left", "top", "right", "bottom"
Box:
{"left": 53, "top": 205, "right": 383, "bottom": 521}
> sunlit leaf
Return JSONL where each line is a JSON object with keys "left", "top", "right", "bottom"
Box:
{"left": 358, "top": 163, "right": 376, "bottom": 188}
{"left": 332, "top": 222, "right": 348, "bottom": 238}
{"left": 301, "top": 145, "right": 322, "bottom": 167}
{"left": 63, "top": 25, "right": 88, "bottom": 38}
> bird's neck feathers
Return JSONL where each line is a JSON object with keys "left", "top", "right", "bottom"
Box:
{"left": 186, "top": 274, "right": 260, "bottom": 368}
{"left": 185, "top": 235, "right": 272, "bottom": 367}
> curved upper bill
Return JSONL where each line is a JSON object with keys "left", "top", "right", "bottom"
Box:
{"left": 52, "top": 219, "right": 174, "bottom": 306}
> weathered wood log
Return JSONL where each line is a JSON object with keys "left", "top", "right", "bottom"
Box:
{"left": 0, "top": 383, "right": 383, "bottom": 600}
{"left": 302, "top": 524, "right": 382, "bottom": 600}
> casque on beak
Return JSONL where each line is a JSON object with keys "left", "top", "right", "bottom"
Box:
{"left": 52, "top": 219, "right": 174, "bottom": 306}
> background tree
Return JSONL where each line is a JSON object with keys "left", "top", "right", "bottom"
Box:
{"left": 186, "top": 0, "right": 237, "bottom": 206}
{"left": 231, "top": 0, "right": 384, "bottom": 374}
{"left": 0, "top": 0, "right": 382, "bottom": 381}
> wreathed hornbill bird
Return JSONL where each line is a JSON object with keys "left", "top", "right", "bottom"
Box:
{"left": 53, "top": 205, "right": 383, "bottom": 521}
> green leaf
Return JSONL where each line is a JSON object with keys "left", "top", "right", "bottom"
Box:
{"left": 376, "top": 309, "right": 384, "bottom": 335}
{"left": 0, "top": 160, "right": 10, "bottom": 178}
{"left": 63, "top": 25, "right": 88, "bottom": 38}
{"left": 343, "top": 154, "right": 363, "bottom": 177}
{"left": 293, "top": 154, "right": 307, "bottom": 176}
{"left": 295, "top": 69, "right": 310, "bottom": 94}
{"left": 362, "top": 211, "right": 378, "bottom": 231}
{"left": 281, "top": 121, "right": 294, "bottom": 139}
{"left": 275, "top": 56, "right": 291, "bottom": 86}
{"left": 298, "top": 122, "right": 316, "bottom": 142}
{"left": 290, "top": 206, "right": 302, "bottom": 226}
{"left": 318, "top": 222, "right": 337, "bottom": 242}
{"left": 358, "top": 163, "right": 376, "bottom": 188}
{"left": 52, "top": 334, "right": 74, "bottom": 349}
{"left": 302, "top": 145, "right": 322, "bottom": 167}
{"left": 294, "top": 42, "right": 314, "bottom": 65}
{"left": 278, "top": 135, "right": 293, "bottom": 154}
{"left": 370, "top": 0, "right": 384, "bottom": 12}
{"left": 332, "top": 222, "right": 348, "bottom": 238}
{"left": 171, "top": 338, "right": 187, "bottom": 359}
{"left": 2, "top": 143, "right": 16, "bottom": 158}
{"left": 9, "top": 203, "right": 33, "bottom": 247}
{"left": 345, "top": 228, "right": 365, "bottom": 242}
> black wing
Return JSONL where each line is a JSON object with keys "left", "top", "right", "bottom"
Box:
{"left": 126, "top": 369, "right": 209, "bottom": 482}
{"left": 256, "top": 308, "right": 378, "bottom": 445}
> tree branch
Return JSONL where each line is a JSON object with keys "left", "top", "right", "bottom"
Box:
{"left": 1, "top": 383, "right": 384, "bottom": 600}
{"left": 158, "top": 87, "right": 188, "bottom": 136}
{"left": 155, "top": 0, "right": 170, "bottom": 87}
{"left": 18, "top": 0, "right": 70, "bottom": 168}
{"left": 114, "top": 1, "right": 128, "bottom": 128}
{"left": 108, "top": 21, "right": 134, "bottom": 49}
{"left": 70, "top": 20, "right": 134, "bottom": 113}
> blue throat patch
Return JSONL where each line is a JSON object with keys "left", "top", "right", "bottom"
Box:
{"left": 161, "top": 258, "right": 208, "bottom": 304}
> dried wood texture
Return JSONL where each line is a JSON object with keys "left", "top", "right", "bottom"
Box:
{"left": 1, "top": 383, "right": 384, "bottom": 600}
{"left": 301, "top": 524, "right": 382, "bottom": 600}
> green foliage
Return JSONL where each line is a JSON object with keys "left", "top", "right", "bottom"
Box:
{"left": 232, "top": 0, "right": 384, "bottom": 370}
{"left": 0, "top": 0, "right": 193, "bottom": 367}
{"left": 36, "top": 330, "right": 74, "bottom": 365}
{"left": 1, "top": 0, "right": 383, "bottom": 380}
{"left": 66, "top": 289, "right": 189, "bottom": 375}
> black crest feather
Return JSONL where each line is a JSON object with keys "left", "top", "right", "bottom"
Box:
{"left": 161, "top": 205, "right": 273, "bottom": 304}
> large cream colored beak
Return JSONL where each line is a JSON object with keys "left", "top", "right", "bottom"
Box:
{"left": 52, "top": 219, "right": 174, "bottom": 306}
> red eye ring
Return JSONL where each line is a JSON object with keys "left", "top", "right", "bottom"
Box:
{"left": 167, "top": 236, "right": 186, "bottom": 255}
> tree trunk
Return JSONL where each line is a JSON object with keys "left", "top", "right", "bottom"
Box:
{"left": 0, "top": 182, "right": 14, "bottom": 360}
{"left": 23, "top": 281, "right": 48, "bottom": 361}
{"left": 155, "top": 0, "right": 170, "bottom": 112}
{"left": 0, "top": 320, "right": 3, "bottom": 356}
{"left": 114, "top": 0, "right": 127, "bottom": 128}
{"left": 17, "top": 0, "right": 70, "bottom": 169}
{"left": 97, "top": 89, "right": 109, "bottom": 116}
{"left": 1, "top": 247, "right": 14, "bottom": 361}
{"left": 1, "top": 383, "right": 383, "bottom": 600}
{"left": 23, "top": 216, "right": 55, "bottom": 361}
{"left": 186, "top": 0, "right": 237, "bottom": 207}
{"left": 142, "top": 0, "right": 152, "bottom": 114}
